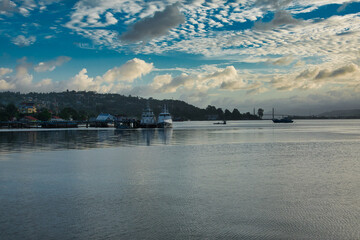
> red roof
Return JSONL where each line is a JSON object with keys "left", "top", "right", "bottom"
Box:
{"left": 24, "top": 116, "right": 38, "bottom": 121}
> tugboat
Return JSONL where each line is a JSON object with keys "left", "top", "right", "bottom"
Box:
{"left": 271, "top": 108, "right": 293, "bottom": 123}
{"left": 157, "top": 105, "right": 173, "bottom": 128}
{"left": 140, "top": 102, "right": 157, "bottom": 128}
{"left": 272, "top": 117, "right": 293, "bottom": 123}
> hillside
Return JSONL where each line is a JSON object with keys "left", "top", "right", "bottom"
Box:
{"left": 0, "top": 91, "right": 259, "bottom": 121}
{"left": 319, "top": 109, "right": 360, "bottom": 118}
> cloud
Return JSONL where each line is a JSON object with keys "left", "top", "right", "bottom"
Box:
{"left": 270, "top": 62, "right": 360, "bottom": 92}
{"left": 154, "top": 73, "right": 194, "bottom": 93}
{"left": 0, "top": 0, "right": 59, "bottom": 16}
{"left": 64, "top": 58, "right": 154, "bottom": 93}
{"left": 102, "top": 58, "right": 153, "bottom": 82}
{"left": 105, "top": 12, "right": 118, "bottom": 25}
{"left": 65, "top": 68, "right": 133, "bottom": 93}
{"left": 268, "top": 55, "right": 294, "bottom": 66}
{"left": 11, "top": 35, "right": 36, "bottom": 47}
{"left": 254, "top": 10, "right": 300, "bottom": 30}
{"left": 150, "top": 74, "right": 172, "bottom": 89}
{"left": 337, "top": 1, "right": 355, "bottom": 12}
{"left": 66, "top": 68, "right": 98, "bottom": 91}
{"left": 255, "top": 0, "right": 292, "bottom": 10}
{"left": 120, "top": 2, "right": 185, "bottom": 42}
{"left": 0, "top": 67, "right": 13, "bottom": 76}
{"left": 0, "top": 57, "right": 55, "bottom": 92}
{"left": 220, "top": 80, "right": 246, "bottom": 90}
{"left": 149, "top": 66, "right": 249, "bottom": 94}
{"left": 0, "top": 79, "right": 15, "bottom": 90}
{"left": 34, "top": 56, "right": 71, "bottom": 72}
{"left": 315, "top": 63, "right": 359, "bottom": 80}
{"left": 1, "top": 57, "right": 155, "bottom": 93}
{"left": 0, "top": 0, "right": 17, "bottom": 15}
{"left": 296, "top": 68, "right": 320, "bottom": 80}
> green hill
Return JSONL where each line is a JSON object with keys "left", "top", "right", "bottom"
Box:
{"left": 0, "top": 91, "right": 260, "bottom": 121}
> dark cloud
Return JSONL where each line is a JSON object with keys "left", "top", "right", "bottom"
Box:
{"left": 120, "top": 2, "right": 185, "bottom": 42}
{"left": 329, "top": 64, "right": 358, "bottom": 78}
{"left": 296, "top": 68, "right": 318, "bottom": 80}
{"left": 0, "top": 0, "right": 17, "bottom": 14}
{"left": 254, "top": 10, "right": 299, "bottom": 30}
{"left": 315, "top": 64, "right": 358, "bottom": 80}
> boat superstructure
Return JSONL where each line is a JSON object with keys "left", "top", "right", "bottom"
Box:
{"left": 157, "top": 105, "right": 173, "bottom": 128}
{"left": 140, "top": 103, "right": 157, "bottom": 128}
{"left": 272, "top": 117, "right": 293, "bottom": 123}
{"left": 272, "top": 108, "right": 293, "bottom": 123}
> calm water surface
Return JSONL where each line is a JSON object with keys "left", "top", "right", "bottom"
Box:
{"left": 0, "top": 120, "right": 359, "bottom": 239}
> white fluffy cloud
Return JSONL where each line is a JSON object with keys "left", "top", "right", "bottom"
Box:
{"left": 66, "top": 68, "right": 98, "bottom": 91}
{"left": 64, "top": 58, "right": 154, "bottom": 93}
{"left": 147, "top": 65, "right": 249, "bottom": 94}
{"left": 0, "top": 67, "right": 13, "bottom": 76}
{"left": 102, "top": 58, "right": 153, "bottom": 83}
{"left": 0, "top": 58, "right": 55, "bottom": 92}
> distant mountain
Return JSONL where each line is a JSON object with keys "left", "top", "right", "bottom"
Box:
{"left": 319, "top": 109, "right": 360, "bottom": 117}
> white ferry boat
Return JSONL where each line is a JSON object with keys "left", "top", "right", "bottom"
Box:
{"left": 140, "top": 103, "right": 157, "bottom": 128}
{"left": 157, "top": 105, "right": 173, "bottom": 128}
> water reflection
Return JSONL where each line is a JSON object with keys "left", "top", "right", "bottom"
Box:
{"left": 0, "top": 128, "right": 176, "bottom": 154}
{"left": 1, "top": 120, "right": 360, "bottom": 154}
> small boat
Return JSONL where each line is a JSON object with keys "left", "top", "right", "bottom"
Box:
{"left": 272, "top": 117, "right": 293, "bottom": 123}
{"left": 140, "top": 102, "right": 157, "bottom": 128}
{"left": 157, "top": 105, "right": 173, "bottom": 128}
{"left": 213, "top": 120, "right": 226, "bottom": 125}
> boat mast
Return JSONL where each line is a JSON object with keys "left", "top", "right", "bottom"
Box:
{"left": 272, "top": 108, "right": 275, "bottom": 120}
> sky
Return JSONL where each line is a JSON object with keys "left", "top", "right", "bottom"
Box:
{"left": 0, "top": 0, "right": 360, "bottom": 115}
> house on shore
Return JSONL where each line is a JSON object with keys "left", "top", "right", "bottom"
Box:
{"left": 90, "top": 113, "right": 115, "bottom": 127}
{"left": 50, "top": 116, "right": 65, "bottom": 121}
{"left": 96, "top": 113, "right": 115, "bottom": 122}
{"left": 19, "top": 102, "right": 37, "bottom": 114}
{"left": 21, "top": 116, "right": 38, "bottom": 122}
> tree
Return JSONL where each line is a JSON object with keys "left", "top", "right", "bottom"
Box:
{"left": 216, "top": 108, "right": 224, "bottom": 120}
{"left": 59, "top": 107, "right": 79, "bottom": 120}
{"left": 6, "top": 103, "right": 18, "bottom": 119}
{"left": 224, "top": 109, "right": 232, "bottom": 120}
{"left": 0, "top": 109, "right": 9, "bottom": 121}
{"left": 232, "top": 108, "right": 241, "bottom": 120}
{"left": 36, "top": 109, "right": 51, "bottom": 121}
{"left": 258, "top": 108, "right": 264, "bottom": 119}
{"left": 206, "top": 105, "right": 217, "bottom": 114}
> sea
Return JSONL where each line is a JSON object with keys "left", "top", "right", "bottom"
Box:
{"left": 0, "top": 120, "right": 359, "bottom": 239}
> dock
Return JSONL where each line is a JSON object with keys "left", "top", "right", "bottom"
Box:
{"left": 0, "top": 119, "right": 142, "bottom": 129}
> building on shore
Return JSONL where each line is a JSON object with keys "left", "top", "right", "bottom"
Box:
{"left": 19, "top": 102, "right": 37, "bottom": 114}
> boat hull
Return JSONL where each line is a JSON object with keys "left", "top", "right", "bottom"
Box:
{"left": 272, "top": 118, "right": 293, "bottom": 123}
{"left": 139, "top": 123, "right": 157, "bottom": 128}
{"left": 157, "top": 122, "right": 172, "bottom": 128}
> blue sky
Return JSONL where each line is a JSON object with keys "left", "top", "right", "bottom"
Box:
{"left": 0, "top": 0, "right": 360, "bottom": 114}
